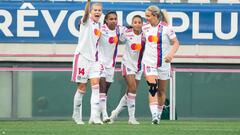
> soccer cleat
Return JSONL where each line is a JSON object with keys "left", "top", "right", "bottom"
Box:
{"left": 152, "top": 118, "right": 160, "bottom": 125}
{"left": 151, "top": 113, "right": 160, "bottom": 125}
{"left": 109, "top": 110, "right": 118, "bottom": 121}
{"left": 88, "top": 118, "right": 103, "bottom": 125}
{"left": 109, "top": 110, "right": 119, "bottom": 124}
{"left": 103, "top": 117, "right": 111, "bottom": 124}
{"left": 128, "top": 118, "right": 140, "bottom": 125}
{"left": 72, "top": 114, "right": 84, "bottom": 125}
{"left": 73, "top": 119, "right": 85, "bottom": 125}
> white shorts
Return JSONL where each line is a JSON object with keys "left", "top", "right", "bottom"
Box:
{"left": 100, "top": 66, "right": 115, "bottom": 83}
{"left": 143, "top": 64, "right": 170, "bottom": 80}
{"left": 71, "top": 53, "right": 103, "bottom": 83}
{"left": 121, "top": 64, "right": 143, "bottom": 81}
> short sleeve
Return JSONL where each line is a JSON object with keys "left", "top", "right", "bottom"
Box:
{"left": 166, "top": 25, "right": 176, "bottom": 39}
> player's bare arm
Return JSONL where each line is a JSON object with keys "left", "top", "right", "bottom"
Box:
{"left": 164, "top": 37, "right": 179, "bottom": 63}
{"left": 82, "top": 0, "right": 91, "bottom": 23}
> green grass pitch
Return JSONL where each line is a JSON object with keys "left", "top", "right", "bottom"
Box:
{"left": 0, "top": 120, "right": 240, "bottom": 135}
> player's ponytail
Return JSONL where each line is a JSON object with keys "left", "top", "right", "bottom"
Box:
{"left": 161, "top": 9, "right": 169, "bottom": 24}
{"left": 146, "top": 5, "right": 169, "bottom": 24}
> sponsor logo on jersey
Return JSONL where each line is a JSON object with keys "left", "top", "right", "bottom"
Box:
{"left": 94, "top": 29, "right": 101, "bottom": 37}
{"left": 148, "top": 35, "right": 158, "bottom": 43}
{"left": 108, "top": 36, "right": 118, "bottom": 44}
{"left": 131, "top": 43, "right": 142, "bottom": 51}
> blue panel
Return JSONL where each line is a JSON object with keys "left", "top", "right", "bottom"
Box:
{"left": 0, "top": 2, "right": 239, "bottom": 45}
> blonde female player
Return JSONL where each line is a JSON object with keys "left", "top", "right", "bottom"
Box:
{"left": 142, "top": 6, "right": 179, "bottom": 124}
{"left": 97, "top": 11, "right": 121, "bottom": 123}
{"left": 71, "top": 0, "right": 103, "bottom": 125}
{"left": 109, "top": 15, "right": 144, "bottom": 124}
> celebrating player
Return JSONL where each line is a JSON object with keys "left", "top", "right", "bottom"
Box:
{"left": 109, "top": 15, "right": 144, "bottom": 125}
{"left": 142, "top": 5, "right": 179, "bottom": 124}
{"left": 97, "top": 11, "right": 121, "bottom": 123}
{"left": 71, "top": 0, "right": 103, "bottom": 125}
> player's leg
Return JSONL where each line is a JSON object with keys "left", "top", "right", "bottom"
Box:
{"left": 125, "top": 74, "right": 139, "bottom": 124}
{"left": 99, "top": 67, "right": 114, "bottom": 123}
{"left": 88, "top": 61, "right": 103, "bottom": 124}
{"left": 71, "top": 54, "right": 89, "bottom": 125}
{"left": 144, "top": 65, "right": 159, "bottom": 124}
{"left": 72, "top": 83, "right": 86, "bottom": 125}
{"left": 88, "top": 77, "right": 103, "bottom": 124}
{"left": 109, "top": 65, "right": 129, "bottom": 123}
{"left": 156, "top": 79, "right": 168, "bottom": 122}
{"left": 99, "top": 77, "right": 112, "bottom": 123}
{"left": 146, "top": 76, "right": 159, "bottom": 124}
{"left": 109, "top": 88, "right": 127, "bottom": 123}
{"left": 156, "top": 67, "right": 170, "bottom": 123}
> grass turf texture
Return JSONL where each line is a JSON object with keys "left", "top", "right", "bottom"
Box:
{"left": 0, "top": 120, "right": 240, "bottom": 135}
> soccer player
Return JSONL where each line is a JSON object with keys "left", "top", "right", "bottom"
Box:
{"left": 71, "top": 0, "right": 103, "bottom": 125}
{"left": 109, "top": 15, "right": 144, "bottom": 125}
{"left": 97, "top": 11, "right": 121, "bottom": 123}
{"left": 142, "top": 5, "right": 179, "bottom": 124}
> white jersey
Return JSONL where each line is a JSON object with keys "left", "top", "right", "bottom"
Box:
{"left": 120, "top": 27, "right": 144, "bottom": 72}
{"left": 98, "top": 24, "right": 121, "bottom": 68}
{"left": 142, "top": 21, "right": 176, "bottom": 68}
{"left": 74, "top": 16, "right": 101, "bottom": 61}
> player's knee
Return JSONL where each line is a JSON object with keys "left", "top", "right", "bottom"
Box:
{"left": 128, "top": 83, "right": 137, "bottom": 92}
{"left": 78, "top": 83, "right": 87, "bottom": 91}
{"left": 158, "top": 86, "right": 166, "bottom": 93}
{"left": 90, "top": 78, "right": 100, "bottom": 86}
{"left": 147, "top": 81, "right": 158, "bottom": 97}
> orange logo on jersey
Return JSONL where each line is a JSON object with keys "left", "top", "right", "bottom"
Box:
{"left": 108, "top": 36, "right": 118, "bottom": 44}
{"left": 94, "top": 29, "right": 101, "bottom": 37}
{"left": 148, "top": 35, "right": 158, "bottom": 43}
{"left": 131, "top": 43, "right": 142, "bottom": 51}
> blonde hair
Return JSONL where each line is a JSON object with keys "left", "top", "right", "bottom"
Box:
{"left": 146, "top": 5, "right": 169, "bottom": 24}
{"left": 91, "top": 2, "right": 102, "bottom": 10}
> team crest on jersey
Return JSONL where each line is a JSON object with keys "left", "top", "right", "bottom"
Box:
{"left": 127, "top": 67, "right": 131, "bottom": 72}
{"left": 77, "top": 75, "right": 87, "bottom": 80}
{"left": 147, "top": 66, "right": 151, "bottom": 73}
{"left": 77, "top": 75, "right": 82, "bottom": 80}
{"left": 158, "top": 26, "right": 163, "bottom": 33}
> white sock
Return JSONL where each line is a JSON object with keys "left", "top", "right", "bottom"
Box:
{"left": 127, "top": 93, "right": 136, "bottom": 119}
{"left": 149, "top": 102, "right": 158, "bottom": 119}
{"left": 158, "top": 105, "right": 164, "bottom": 119}
{"left": 115, "top": 94, "right": 127, "bottom": 115}
{"left": 73, "top": 89, "right": 84, "bottom": 120}
{"left": 90, "top": 84, "right": 100, "bottom": 120}
{"left": 100, "top": 93, "right": 108, "bottom": 119}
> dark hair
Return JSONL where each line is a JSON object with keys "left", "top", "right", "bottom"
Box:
{"left": 103, "top": 11, "right": 117, "bottom": 24}
{"left": 132, "top": 15, "right": 143, "bottom": 23}
{"left": 125, "top": 15, "right": 143, "bottom": 29}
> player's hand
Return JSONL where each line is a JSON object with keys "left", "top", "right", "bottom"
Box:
{"left": 164, "top": 55, "right": 173, "bottom": 63}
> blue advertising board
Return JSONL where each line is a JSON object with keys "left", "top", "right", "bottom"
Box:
{"left": 0, "top": 2, "right": 239, "bottom": 45}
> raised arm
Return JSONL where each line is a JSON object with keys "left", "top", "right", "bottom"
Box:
{"left": 82, "top": 0, "right": 91, "bottom": 23}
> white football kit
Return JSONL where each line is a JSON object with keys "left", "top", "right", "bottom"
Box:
{"left": 98, "top": 24, "right": 121, "bottom": 82}
{"left": 72, "top": 17, "right": 102, "bottom": 83}
{"left": 142, "top": 22, "right": 176, "bottom": 80}
{"left": 120, "top": 27, "right": 144, "bottom": 80}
